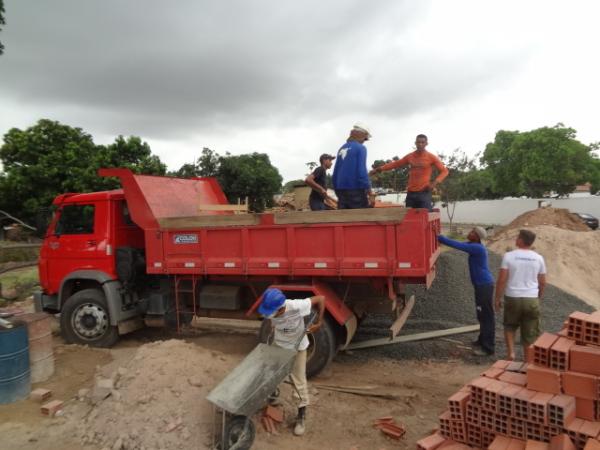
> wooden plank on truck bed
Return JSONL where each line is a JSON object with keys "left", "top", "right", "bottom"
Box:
{"left": 158, "top": 214, "right": 260, "bottom": 229}
{"left": 273, "top": 207, "right": 407, "bottom": 225}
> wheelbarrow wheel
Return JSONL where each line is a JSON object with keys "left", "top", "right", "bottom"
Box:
{"left": 225, "top": 415, "right": 255, "bottom": 450}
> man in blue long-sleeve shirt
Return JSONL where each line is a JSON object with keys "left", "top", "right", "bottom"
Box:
{"left": 332, "top": 124, "right": 373, "bottom": 209}
{"left": 438, "top": 227, "right": 496, "bottom": 356}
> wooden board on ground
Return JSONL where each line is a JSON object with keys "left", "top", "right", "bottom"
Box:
{"left": 273, "top": 207, "right": 407, "bottom": 225}
{"left": 158, "top": 214, "right": 260, "bottom": 229}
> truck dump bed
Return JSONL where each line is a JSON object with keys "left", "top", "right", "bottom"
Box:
{"left": 100, "top": 169, "right": 440, "bottom": 285}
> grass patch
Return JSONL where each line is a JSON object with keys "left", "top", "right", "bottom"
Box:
{"left": 0, "top": 266, "right": 40, "bottom": 304}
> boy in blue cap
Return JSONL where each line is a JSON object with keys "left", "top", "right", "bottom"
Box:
{"left": 258, "top": 288, "right": 325, "bottom": 436}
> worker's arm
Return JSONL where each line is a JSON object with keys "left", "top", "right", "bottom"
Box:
{"left": 304, "top": 170, "right": 327, "bottom": 198}
{"left": 438, "top": 235, "right": 481, "bottom": 255}
{"left": 537, "top": 273, "right": 546, "bottom": 300}
{"left": 430, "top": 155, "right": 449, "bottom": 190}
{"left": 308, "top": 295, "right": 325, "bottom": 333}
{"left": 369, "top": 155, "right": 409, "bottom": 176}
{"left": 494, "top": 268, "right": 508, "bottom": 312}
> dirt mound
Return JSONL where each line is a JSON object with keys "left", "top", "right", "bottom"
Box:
{"left": 76, "top": 339, "right": 238, "bottom": 450}
{"left": 498, "top": 207, "right": 589, "bottom": 233}
{"left": 488, "top": 225, "right": 600, "bottom": 310}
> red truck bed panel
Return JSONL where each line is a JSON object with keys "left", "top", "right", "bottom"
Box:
{"left": 101, "top": 169, "right": 440, "bottom": 283}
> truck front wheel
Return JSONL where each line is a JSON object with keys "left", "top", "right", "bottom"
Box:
{"left": 60, "top": 289, "right": 119, "bottom": 347}
{"left": 258, "top": 317, "right": 337, "bottom": 379}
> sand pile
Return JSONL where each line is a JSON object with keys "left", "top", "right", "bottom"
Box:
{"left": 498, "top": 207, "right": 589, "bottom": 233}
{"left": 76, "top": 339, "right": 238, "bottom": 450}
{"left": 488, "top": 225, "right": 600, "bottom": 310}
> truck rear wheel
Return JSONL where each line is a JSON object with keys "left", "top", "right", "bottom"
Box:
{"left": 60, "top": 288, "right": 119, "bottom": 347}
{"left": 258, "top": 317, "right": 336, "bottom": 379}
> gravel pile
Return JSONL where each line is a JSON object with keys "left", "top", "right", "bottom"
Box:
{"left": 346, "top": 249, "right": 593, "bottom": 364}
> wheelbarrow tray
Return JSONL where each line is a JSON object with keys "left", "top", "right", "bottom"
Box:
{"left": 207, "top": 343, "right": 297, "bottom": 417}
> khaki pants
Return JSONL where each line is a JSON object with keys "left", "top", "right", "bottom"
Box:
{"left": 290, "top": 350, "right": 309, "bottom": 408}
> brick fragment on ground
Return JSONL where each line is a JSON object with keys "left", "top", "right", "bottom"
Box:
{"left": 30, "top": 388, "right": 52, "bottom": 402}
{"left": 41, "top": 399, "right": 64, "bottom": 416}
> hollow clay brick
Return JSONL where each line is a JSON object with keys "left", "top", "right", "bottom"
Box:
{"left": 533, "top": 333, "right": 561, "bottom": 366}
{"left": 570, "top": 346, "right": 600, "bottom": 377}
{"left": 448, "top": 391, "right": 471, "bottom": 420}
{"left": 499, "top": 385, "right": 524, "bottom": 416}
{"left": 548, "top": 395, "right": 576, "bottom": 428}
{"left": 575, "top": 398, "right": 596, "bottom": 421}
{"left": 530, "top": 392, "right": 554, "bottom": 425}
{"left": 501, "top": 371, "right": 529, "bottom": 387}
{"left": 527, "top": 365, "right": 562, "bottom": 395}
{"left": 526, "top": 439, "right": 550, "bottom": 450}
{"left": 549, "top": 434, "right": 576, "bottom": 450}
{"left": 562, "top": 372, "right": 599, "bottom": 400}
{"left": 483, "top": 367, "right": 507, "bottom": 379}
{"left": 567, "top": 312, "right": 589, "bottom": 342}
{"left": 508, "top": 438, "right": 527, "bottom": 450}
{"left": 417, "top": 432, "right": 446, "bottom": 450}
{"left": 490, "top": 435, "right": 512, "bottom": 450}
{"left": 583, "top": 439, "right": 600, "bottom": 450}
{"left": 494, "top": 360, "right": 513, "bottom": 370}
{"left": 549, "top": 338, "right": 576, "bottom": 371}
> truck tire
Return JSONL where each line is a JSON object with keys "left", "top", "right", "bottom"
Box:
{"left": 60, "top": 288, "right": 119, "bottom": 347}
{"left": 258, "top": 317, "right": 337, "bottom": 379}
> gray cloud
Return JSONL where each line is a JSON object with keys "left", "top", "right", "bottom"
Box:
{"left": 0, "top": 0, "right": 529, "bottom": 143}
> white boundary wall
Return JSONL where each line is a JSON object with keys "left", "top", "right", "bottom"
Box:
{"left": 378, "top": 194, "right": 600, "bottom": 225}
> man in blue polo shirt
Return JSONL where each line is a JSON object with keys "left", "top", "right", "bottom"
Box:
{"left": 438, "top": 227, "right": 496, "bottom": 356}
{"left": 332, "top": 123, "right": 373, "bottom": 209}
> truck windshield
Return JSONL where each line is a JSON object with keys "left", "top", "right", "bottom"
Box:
{"left": 55, "top": 204, "right": 95, "bottom": 235}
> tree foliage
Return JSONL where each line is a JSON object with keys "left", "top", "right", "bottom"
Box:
{"left": 174, "top": 147, "right": 283, "bottom": 212}
{"left": 481, "top": 125, "right": 598, "bottom": 198}
{"left": 0, "top": 119, "right": 166, "bottom": 223}
{"left": 370, "top": 157, "right": 408, "bottom": 192}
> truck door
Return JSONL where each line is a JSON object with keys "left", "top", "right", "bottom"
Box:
{"left": 44, "top": 201, "right": 112, "bottom": 292}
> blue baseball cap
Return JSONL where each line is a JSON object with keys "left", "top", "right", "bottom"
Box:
{"left": 258, "top": 288, "right": 286, "bottom": 317}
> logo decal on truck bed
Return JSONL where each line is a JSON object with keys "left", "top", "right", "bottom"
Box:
{"left": 173, "top": 234, "right": 199, "bottom": 244}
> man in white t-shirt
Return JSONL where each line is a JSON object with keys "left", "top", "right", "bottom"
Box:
{"left": 258, "top": 288, "right": 325, "bottom": 436}
{"left": 494, "top": 229, "right": 547, "bottom": 361}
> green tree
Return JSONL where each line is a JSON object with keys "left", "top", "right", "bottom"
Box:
{"left": 481, "top": 125, "right": 597, "bottom": 198}
{"left": 174, "top": 149, "right": 283, "bottom": 211}
{"left": 217, "top": 153, "right": 282, "bottom": 212}
{"left": 370, "top": 157, "right": 408, "bottom": 192}
{"left": 0, "top": 119, "right": 166, "bottom": 223}
{"left": 0, "top": 0, "right": 5, "bottom": 55}
{"left": 172, "top": 147, "right": 219, "bottom": 178}
{"left": 438, "top": 149, "right": 477, "bottom": 230}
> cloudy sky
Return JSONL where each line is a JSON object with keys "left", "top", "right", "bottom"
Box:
{"left": 1, "top": 1, "right": 599, "bottom": 182}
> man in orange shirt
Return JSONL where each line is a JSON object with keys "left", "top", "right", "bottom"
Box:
{"left": 369, "top": 134, "right": 448, "bottom": 210}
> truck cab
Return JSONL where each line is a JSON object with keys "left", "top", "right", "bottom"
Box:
{"left": 36, "top": 190, "right": 145, "bottom": 346}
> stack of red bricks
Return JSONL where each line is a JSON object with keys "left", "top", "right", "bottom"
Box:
{"left": 417, "top": 311, "right": 600, "bottom": 450}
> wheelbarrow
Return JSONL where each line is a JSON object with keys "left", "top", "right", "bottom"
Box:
{"left": 207, "top": 312, "right": 316, "bottom": 450}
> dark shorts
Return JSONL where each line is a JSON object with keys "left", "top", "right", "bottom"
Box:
{"left": 335, "top": 189, "right": 369, "bottom": 209}
{"left": 309, "top": 196, "right": 327, "bottom": 211}
{"left": 406, "top": 190, "right": 433, "bottom": 211}
{"left": 503, "top": 296, "right": 541, "bottom": 345}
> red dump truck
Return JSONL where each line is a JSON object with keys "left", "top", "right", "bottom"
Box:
{"left": 35, "top": 169, "right": 440, "bottom": 376}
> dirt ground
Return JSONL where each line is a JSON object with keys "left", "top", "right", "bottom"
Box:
{"left": 0, "top": 323, "right": 486, "bottom": 450}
